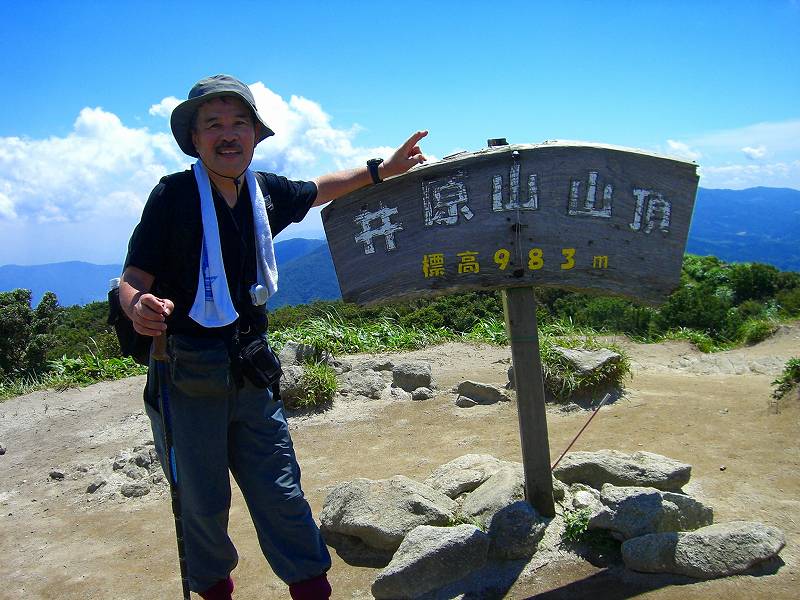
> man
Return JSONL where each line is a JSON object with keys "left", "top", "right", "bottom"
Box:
{"left": 121, "top": 74, "right": 426, "bottom": 600}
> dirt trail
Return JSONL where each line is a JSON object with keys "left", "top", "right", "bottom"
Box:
{"left": 1, "top": 324, "right": 798, "bottom": 599}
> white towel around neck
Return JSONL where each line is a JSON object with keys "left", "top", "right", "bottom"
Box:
{"left": 188, "top": 160, "right": 278, "bottom": 328}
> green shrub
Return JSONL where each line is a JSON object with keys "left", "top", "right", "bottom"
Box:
{"left": 737, "top": 318, "right": 777, "bottom": 346}
{"left": 654, "top": 283, "right": 733, "bottom": 340}
{"left": 48, "top": 350, "right": 147, "bottom": 387}
{"left": 562, "top": 508, "right": 592, "bottom": 543}
{"left": 682, "top": 254, "right": 729, "bottom": 286}
{"left": 291, "top": 361, "right": 338, "bottom": 409}
{"left": 771, "top": 358, "right": 800, "bottom": 400}
{"left": 777, "top": 287, "right": 800, "bottom": 316}
{"left": 736, "top": 300, "right": 767, "bottom": 321}
{"left": 729, "top": 262, "right": 780, "bottom": 303}
{"left": 0, "top": 289, "right": 59, "bottom": 378}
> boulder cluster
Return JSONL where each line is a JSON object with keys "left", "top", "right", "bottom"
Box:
{"left": 278, "top": 342, "right": 436, "bottom": 405}
{"left": 320, "top": 450, "right": 786, "bottom": 599}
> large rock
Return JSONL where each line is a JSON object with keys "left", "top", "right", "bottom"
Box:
{"left": 589, "top": 484, "right": 713, "bottom": 540}
{"left": 120, "top": 482, "right": 150, "bottom": 498}
{"left": 338, "top": 369, "right": 390, "bottom": 400}
{"left": 320, "top": 476, "right": 456, "bottom": 551}
{"left": 553, "top": 347, "right": 621, "bottom": 374}
{"left": 278, "top": 365, "right": 305, "bottom": 403}
{"left": 357, "top": 359, "right": 394, "bottom": 372}
{"left": 371, "top": 524, "right": 490, "bottom": 599}
{"left": 424, "top": 454, "right": 508, "bottom": 498}
{"left": 278, "top": 341, "right": 334, "bottom": 368}
{"left": 570, "top": 483, "right": 603, "bottom": 513}
{"left": 392, "top": 362, "right": 434, "bottom": 392}
{"left": 622, "top": 521, "right": 786, "bottom": 579}
{"left": 553, "top": 450, "right": 692, "bottom": 492}
{"left": 411, "top": 387, "right": 435, "bottom": 401}
{"left": 455, "top": 381, "right": 510, "bottom": 406}
{"left": 488, "top": 500, "right": 547, "bottom": 560}
{"left": 461, "top": 466, "right": 525, "bottom": 523}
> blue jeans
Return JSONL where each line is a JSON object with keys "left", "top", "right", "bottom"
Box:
{"left": 145, "top": 334, "right": 331, "bottom": 593}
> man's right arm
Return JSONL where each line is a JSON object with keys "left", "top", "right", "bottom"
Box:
{"left": 120, "top": 266, "right": 174, "bottom": 337}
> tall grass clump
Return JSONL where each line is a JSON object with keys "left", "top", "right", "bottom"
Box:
{"left": 465, "top": 317, "right": 508, "bottom": 345}
{"left": 289, "top": 361, "right": 338, "bottom": 410}
{"left": 539, "top": 333, "right": 631, "bottom": 401}
{"left": 737, "top": 318, "right": 778, "bottom": 346}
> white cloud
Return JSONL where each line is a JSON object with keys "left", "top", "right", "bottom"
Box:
{"left": 247, "top": 83, "right": 391, "bottom": 178}
{"left": 699, "top": 160, "right": 800, "bottom": 190}
{"left": 149, "top": 96, "right": 181, "bottom": 118}
{"left": 741, "top": 145, "right": 767, "bottom": 160}
{"left": 0, "top": 107, "right": 186, "bottom": 227}
{"left": 687, "top": 119, "right": 800, "bottom": 154}
{"left": 666, "top": 140, "right": 702, "bottom": 161}
{"left": 0, "top": 81, "right": 404, "bottom": 264}
{"left": 661, "top": 118, "right": 800, "bottom": 189}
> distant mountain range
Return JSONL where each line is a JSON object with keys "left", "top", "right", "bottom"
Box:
{"left": 0, "top": 238, "right": 340, "bottom": 308}
{"left": 686, "top": 187, "right": 800, "bottom": 271}
{"left": 1, "top": 186, "right": 798, "bottom": 307}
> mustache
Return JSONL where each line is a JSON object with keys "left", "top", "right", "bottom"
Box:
{"left": 215, "top": 141, "right": 243, "bottom": 152}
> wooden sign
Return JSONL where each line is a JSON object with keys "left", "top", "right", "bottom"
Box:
{"left": 322, "top": 141, "right": 699, "bottom": 306}
{"left": 322, "top": 140, "right": 699, "bottom": 518}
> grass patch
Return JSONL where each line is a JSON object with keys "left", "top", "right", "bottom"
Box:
{"left": 0, "top": 353, "right": 146, "bottom": 402}
{"left": 48, "top": 353, "right": 147, "bottom": 387}
{"left": 772, "top": 357, "right": 800, "bottom": 400}
{"left": 658, "top": 328, "right": 729, "bottom": 353}
{"left": 465, "top": 317, "right": 508, "bottom": 345}
{"left": 270, "top": 312, "right": 454, "bottom": 355}
{"left": 447, "top": 513, "right": 486, "bottom": 532}
{"left": 539, "top": 334, "right": 631, "bottom": 402}
{"left": 289, "top": 361, "right": 338, "bottom": 410}
{"left": 0, "top": 372, "right": 63, "bottom": 402}
{"left": 738, "top": 318, "right": 778, "bottom": 346}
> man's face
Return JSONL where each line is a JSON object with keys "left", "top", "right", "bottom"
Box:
{"left": 191, "top": 96, "right": 256, "bottom": 177}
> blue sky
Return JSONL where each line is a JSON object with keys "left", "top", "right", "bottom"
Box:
{"left": 0, "top": 0, "right": 798, "bottom": 265}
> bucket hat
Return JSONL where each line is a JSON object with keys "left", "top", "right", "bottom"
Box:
{"left": 170, "top": 74, "right": 275, "bottom": 157}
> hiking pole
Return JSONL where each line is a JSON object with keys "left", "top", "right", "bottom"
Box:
{"left": 551, "top": 393, "right": 612, "bottom": 471}
{"left": 153, "top": 334, "right": 191, "bottom": 600}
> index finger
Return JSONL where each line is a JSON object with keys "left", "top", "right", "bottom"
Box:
{"left": 401, "top": 130, "right": 428, "bottom": 152}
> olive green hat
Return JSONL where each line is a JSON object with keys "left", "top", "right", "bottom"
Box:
{"left": 170, "top": 74, "right": 275, "bottom": 157}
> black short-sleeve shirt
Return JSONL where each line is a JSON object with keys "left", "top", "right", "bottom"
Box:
{"left": 125, "top": 168, "right": 316, "bottom": 336}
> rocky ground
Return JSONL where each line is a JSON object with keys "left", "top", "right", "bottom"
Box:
{"left": 0, "top": 323, "right": 798, "bottom": 599}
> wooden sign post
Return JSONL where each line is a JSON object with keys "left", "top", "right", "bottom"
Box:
{"left": 322, "top": 141, "right": 698, "bottom": 517}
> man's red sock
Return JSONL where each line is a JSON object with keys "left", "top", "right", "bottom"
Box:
{"left": 199, "top": 576, "right": 234, "bottom": 600}
{"left": 289, "top": 573, "right": 332, "bottom": 600}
